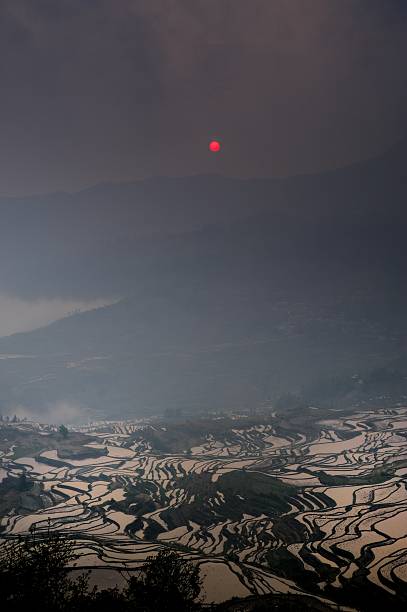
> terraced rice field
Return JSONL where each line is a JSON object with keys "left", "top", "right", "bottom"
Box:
{"left": 1, "top": 407, "right": 407, "bottom": 608}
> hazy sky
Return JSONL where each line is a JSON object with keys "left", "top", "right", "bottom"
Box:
{"left": 1, "top": 0, "right": 407, "bottom": 195}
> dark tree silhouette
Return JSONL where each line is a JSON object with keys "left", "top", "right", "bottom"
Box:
{"left": 0, "top": 532, "right": 90, "bottom": 611}
{"left": 0, "top": 534, "right": 204, "bottom": 612}
{"left": 126, "top": 549, "right": 203, "bottom": 611}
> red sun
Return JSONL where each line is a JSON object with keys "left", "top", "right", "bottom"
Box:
{"left": 209, "top": 140, "right": 221, "bottom": 152}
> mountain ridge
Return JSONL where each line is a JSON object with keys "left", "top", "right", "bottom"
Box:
{"left": 0, "top": 138, "right": 406, "bottom": 417}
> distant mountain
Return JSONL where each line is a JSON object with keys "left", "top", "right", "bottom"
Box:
{"left": 1, "top": 138, "right": 406, "bottom": 299}
{"left": 0, "top": 141, "right": 406, "bottom": 418}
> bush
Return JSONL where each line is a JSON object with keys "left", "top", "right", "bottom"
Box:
{"left": 0, "top": 533, "right": 204, "bottom": 612}
{"left": 126, "top": 549, "right": 203, "bottom": 611}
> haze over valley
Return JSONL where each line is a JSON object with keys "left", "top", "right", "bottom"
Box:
{"left": 0, "top": 139, "right": 406, "bottom": 420}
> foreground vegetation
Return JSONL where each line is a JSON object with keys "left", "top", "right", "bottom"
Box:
{"left": 0, "top": 534, "right": 337, "bottom": 612}
{"left": 0, "top": 533, "right": 202, "bottom": 612}
{"left": 3, "top": 533, "right": 405, "bottom": 611}
{"left": 0, "top": 534, "right": 338, "bottom": 612}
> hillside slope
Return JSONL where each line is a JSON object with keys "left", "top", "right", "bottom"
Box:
{"left": 0, "top": 141, "right": 406, "bottom": 418}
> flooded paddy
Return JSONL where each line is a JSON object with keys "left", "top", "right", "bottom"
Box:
{"left": 1, "top": 406, "right": 407, "bottom": 606}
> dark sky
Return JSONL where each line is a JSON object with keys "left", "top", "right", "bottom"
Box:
{"left": 1, "top": 0, "right": 407, "bottom": 196}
